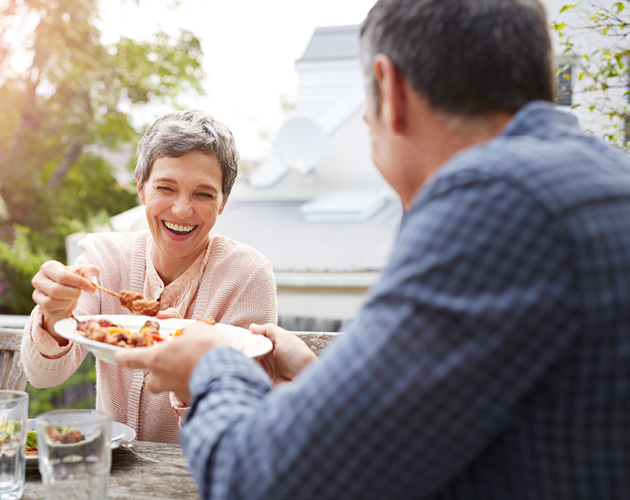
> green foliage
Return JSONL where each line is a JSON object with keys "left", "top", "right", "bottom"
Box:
{"left": 26, "top": 355, "right": 97, "bottom": 418}
{"left": 554, "top": 1, "right": 630, "bottom": 149}
{"left": 0, "top": 225, "right": 50, "bottom": 314}
{"left": 0, "top": 0, "right": 205, "bottom": 314}
{"left": 560, "top": 4, "right": 581, "bottom": 14}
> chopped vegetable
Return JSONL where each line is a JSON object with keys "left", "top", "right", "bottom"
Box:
{"left": 26, "top": 430, "right": 37, "bottom": 454}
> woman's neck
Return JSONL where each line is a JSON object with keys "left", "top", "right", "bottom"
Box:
{"left": 150, "top": 238, "right": 209, "bottom": 286}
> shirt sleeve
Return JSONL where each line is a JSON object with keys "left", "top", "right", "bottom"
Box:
{"left": 180, "top": 176, "right": 579, "bottom": 500}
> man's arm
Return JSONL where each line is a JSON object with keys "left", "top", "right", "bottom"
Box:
{"left": 171, "top": 177, "right": 579, "bottom": 500}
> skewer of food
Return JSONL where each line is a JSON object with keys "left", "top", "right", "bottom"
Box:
{"left": 93, "top": 285, "right": 161, "bottom": 316}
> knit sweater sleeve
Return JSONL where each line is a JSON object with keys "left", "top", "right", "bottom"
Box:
{"left": 219, "top": 257, "right": 277, "bottom": 329}
{"left": 21, "top": 248, "right": 101, "bottom": 389}
{"left": 191, "top": 236, "right": 277, "bottom": 330}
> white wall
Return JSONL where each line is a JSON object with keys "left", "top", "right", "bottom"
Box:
{"left": 230, "top": 105, "right": 394, "bottom": 201}
{"left": 316, "top": 107, "right": 392, "bottom": 192}
{"left": 277, "top": 288, "right": 368, "bottom": 320}
{"left": 295, "top": 59, "right": 364, "bottom": 121}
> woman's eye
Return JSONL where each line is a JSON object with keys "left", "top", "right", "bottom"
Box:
{"left": 198, "top": 193, "right": 213, "bottom": 199}
{"left": 157, "top": 186, "right": 173, "bottom": 192}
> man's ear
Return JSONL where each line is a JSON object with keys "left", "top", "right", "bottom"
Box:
{"left": 372, "top": 54, "right": 409, "bottom": 134}
{"left": 137, "top": 177, "right": 146, "bottom": 205}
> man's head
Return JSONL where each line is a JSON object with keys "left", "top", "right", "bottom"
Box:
{"left": 360, "top": 0, "right": 554, "bottom": 118}
{"left": 359, "top": 0, "right": 554, "bottom": 207}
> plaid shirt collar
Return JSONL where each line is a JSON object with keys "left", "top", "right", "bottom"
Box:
{"left": 500, "top": 100, "right": 580, "bottom": 138}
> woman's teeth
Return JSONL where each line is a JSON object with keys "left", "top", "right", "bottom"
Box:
{"left": 163, "top": 221, "right": 196, "bottom": 233}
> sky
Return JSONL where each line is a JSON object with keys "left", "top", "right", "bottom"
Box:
{"left": 97, "top": 0, "right": 378, "bottom": 161}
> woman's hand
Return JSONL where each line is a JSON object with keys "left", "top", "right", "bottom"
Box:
{"left": 156, "top": 307, "right": 183, "bottom": 320}
{"left": 31, "top": 261, "right": 99, "bottom": 345}
{"left": 250, "top": 324, "right": 318, "bottom": 386}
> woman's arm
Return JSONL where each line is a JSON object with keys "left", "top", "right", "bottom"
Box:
{"left": 22, "top": 257, "right": 101, "bottom": 388}
{"left": 214, "top": 259, "right": 277, "bottom": 328}
{"left": 31, "top": 261, "right": 99, "bottom": 344}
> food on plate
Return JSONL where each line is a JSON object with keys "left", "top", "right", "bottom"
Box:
{"left": 173, "top": 317, "right": 216, "bottom": 337}
{"left": 0, "top": 419, "right": 23, "bottom": 454}
{"left": 118, "top": 290, "right": 161, "bottom": 316}
{"left": 27, "top": 426, "right": 86, "bottom": 454}
{"left": 47, "top": 426, "right": 84, "bottom": 444}
{"left": 76, "top": 318, "right": 166, "bottom": 347}
{"left": 26, "top": 430, "right": 37, "bottom": 454}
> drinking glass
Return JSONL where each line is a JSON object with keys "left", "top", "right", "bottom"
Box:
{"left": 35, "top": 410, "right": 111, "bottom": 500}
{"left": 0, "top": 391, "right": 28, "bottom": 500}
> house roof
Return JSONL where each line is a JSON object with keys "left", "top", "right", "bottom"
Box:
{"left": 298, "top": 25, "right": 361, "bottom": 62}
{"left": 210, "top": 199, "right": 403, "bottom": 273}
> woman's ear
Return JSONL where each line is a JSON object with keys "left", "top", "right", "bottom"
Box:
{"left": 137, "top": 177, "right": 146, "bottom": 205}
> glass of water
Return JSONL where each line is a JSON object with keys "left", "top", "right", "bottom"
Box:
{"left": 35, "top": 410, "right": 111, "bottom": 500}
{"left": 0, "top": 391, "right": 28, "bottom": 500}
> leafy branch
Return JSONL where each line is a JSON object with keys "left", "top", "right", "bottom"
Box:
{"left": 553, "top": 1, "right": 630, "bottom": 148}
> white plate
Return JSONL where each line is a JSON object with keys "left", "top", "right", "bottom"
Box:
{"left": 25, "top": 419, "right": 135, "bottom": 468}
{"left": 54, "top": 315, "right": 273, "bottom": 366}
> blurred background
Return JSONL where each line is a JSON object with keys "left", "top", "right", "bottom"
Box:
{"left": 1, "top": 0, "right": 627, "bottom": 414}
{"left": 0, "top": 0, "right": 384, "bottom": 416}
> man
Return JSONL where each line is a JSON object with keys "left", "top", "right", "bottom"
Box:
{"left": 116, "top": 0, "right": 630, "bottom": 498}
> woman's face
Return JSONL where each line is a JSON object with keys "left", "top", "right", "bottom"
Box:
{"left": 138, "top": 150, "right": 225, "bottom": 265}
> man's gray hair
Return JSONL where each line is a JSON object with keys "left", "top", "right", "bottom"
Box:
{"left": 360, "top": 0, "right": 554, "bottom": 117}
{"left": 135, "top": 110, "right": 239, "bottom": 198}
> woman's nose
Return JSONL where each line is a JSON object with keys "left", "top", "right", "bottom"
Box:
{"left": 172, "top": 196, "right": 193, "bottom": 217}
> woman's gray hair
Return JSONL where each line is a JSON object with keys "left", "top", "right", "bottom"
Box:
{"left": 135, "top": 110, "right": 240, "bottom": 198}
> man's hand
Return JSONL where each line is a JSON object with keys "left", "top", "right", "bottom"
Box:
{"left": 31, "top": 261, "right": 99, "bottom": 345}
{"left": 114, "top": 322, "right": 229, "bottom": 402}
{"left": 250, "top": 324, "right": 318, "bottom": 386}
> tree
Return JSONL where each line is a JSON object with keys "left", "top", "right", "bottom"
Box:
{"left": 0, "top": 0, "right": 205, "bottom": 314}
{"left": 553, "top": 1, "right": 630, "bottom": 148}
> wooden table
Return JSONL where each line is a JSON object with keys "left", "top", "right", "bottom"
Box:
{"left": 23, "top": 441, "right": 199, "bottom": 499}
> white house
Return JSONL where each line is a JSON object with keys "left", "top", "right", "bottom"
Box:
{"left": 223, "top": 25, "right": 403, "bottom": 331}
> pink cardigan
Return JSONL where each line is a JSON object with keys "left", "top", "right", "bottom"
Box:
{"left": 22, "top": 231, "right": 277, "bottom": 444}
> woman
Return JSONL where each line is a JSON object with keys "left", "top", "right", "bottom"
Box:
{"left": 22, "top": 110, "right": 277, "bottom": 444}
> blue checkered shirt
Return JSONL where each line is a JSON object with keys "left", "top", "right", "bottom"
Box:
{"left": 181, "top": 101, "right": 630, "bottom": 499}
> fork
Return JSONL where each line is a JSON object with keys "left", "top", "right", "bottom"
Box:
{"left": 115, "top": 440, "right": 187, "bottom": 469}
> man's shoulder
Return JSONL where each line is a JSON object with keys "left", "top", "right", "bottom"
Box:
{"left": 427, "top": 132, "right": 630, "bottom": 216}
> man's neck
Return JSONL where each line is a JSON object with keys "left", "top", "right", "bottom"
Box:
{"left": 401, "top": 106, "right": 514, "bottom": 209}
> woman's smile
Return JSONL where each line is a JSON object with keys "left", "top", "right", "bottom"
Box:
{"left": 162, "top": 220, "right": 199, "bottom": 237}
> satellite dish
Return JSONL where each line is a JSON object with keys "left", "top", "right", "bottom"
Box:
{"left": 276, "top": 116, "right": 326, "bottom": 175}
